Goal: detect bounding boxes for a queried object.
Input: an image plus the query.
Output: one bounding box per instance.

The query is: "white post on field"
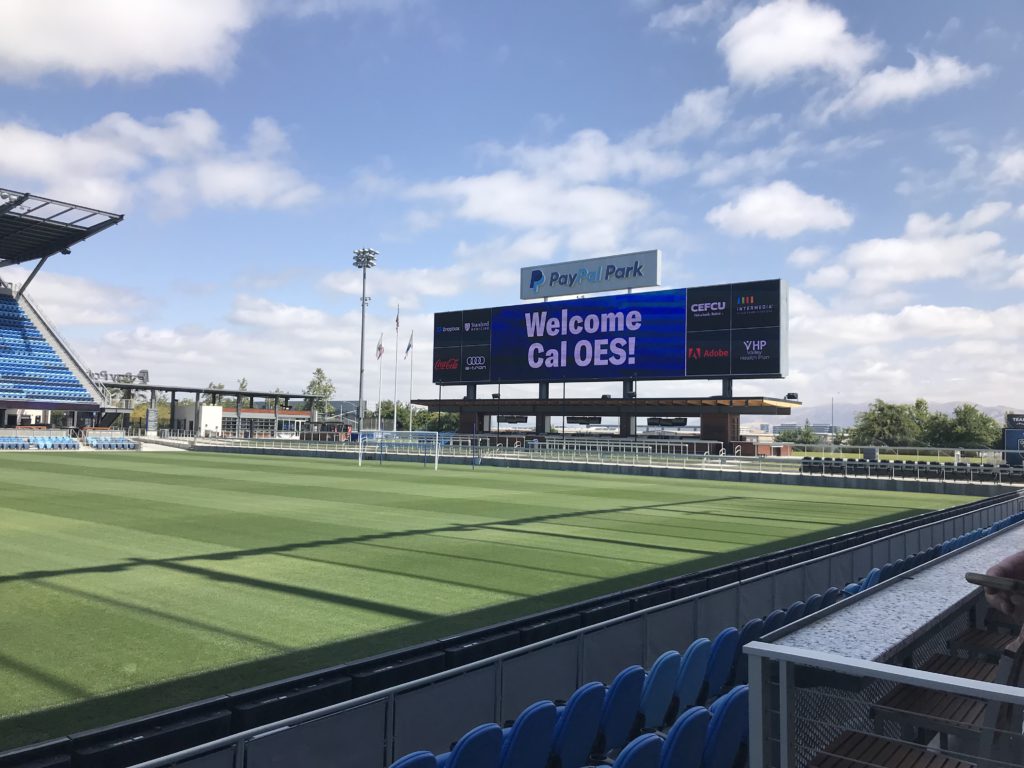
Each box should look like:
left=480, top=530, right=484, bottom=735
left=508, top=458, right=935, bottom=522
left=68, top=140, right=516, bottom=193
left=376, top=353, right=383, bottom=433
left=408, top=340, right=414, bottom=428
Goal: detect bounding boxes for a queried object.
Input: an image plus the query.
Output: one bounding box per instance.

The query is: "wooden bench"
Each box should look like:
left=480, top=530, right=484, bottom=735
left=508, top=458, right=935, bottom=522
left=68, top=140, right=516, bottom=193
left=949, top=628, right=1015, bottom=661
left=810, top=730, right=975, bottom=768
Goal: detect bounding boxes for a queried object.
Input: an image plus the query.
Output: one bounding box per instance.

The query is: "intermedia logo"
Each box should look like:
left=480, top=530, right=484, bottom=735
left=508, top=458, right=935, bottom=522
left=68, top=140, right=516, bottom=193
left=736, top=295, right=755, bottom=306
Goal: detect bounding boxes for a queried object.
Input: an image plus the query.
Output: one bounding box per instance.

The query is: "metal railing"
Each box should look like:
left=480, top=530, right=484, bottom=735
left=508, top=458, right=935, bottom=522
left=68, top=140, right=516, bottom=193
left=113, top=493, right=1024, bottom=768
left=746, top=637, right=1024, bottom=768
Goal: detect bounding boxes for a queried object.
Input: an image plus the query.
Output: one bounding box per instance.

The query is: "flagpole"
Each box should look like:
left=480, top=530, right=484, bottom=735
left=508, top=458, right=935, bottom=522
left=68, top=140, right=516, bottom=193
left=377, top=353, right=382, bottom=432
left=393, top=306, right=399, bottom=432
left=408, top=334, right=414, bottom=427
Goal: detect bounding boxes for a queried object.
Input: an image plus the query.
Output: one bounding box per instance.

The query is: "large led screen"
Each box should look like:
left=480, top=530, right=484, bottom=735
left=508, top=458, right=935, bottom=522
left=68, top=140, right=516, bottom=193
left=433, top=279, right=787, bottom=385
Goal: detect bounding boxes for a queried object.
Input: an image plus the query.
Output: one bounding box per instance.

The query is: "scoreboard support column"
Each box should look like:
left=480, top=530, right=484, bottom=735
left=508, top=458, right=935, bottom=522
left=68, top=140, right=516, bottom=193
left=619, top=379, right=636, bottom=438
left=537, top=382, right=551, bottom=434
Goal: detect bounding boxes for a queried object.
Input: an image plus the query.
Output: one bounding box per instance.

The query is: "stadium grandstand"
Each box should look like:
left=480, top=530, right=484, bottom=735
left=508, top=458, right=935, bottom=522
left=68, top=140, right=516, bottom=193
left=0, top=188, right=125, bottom=429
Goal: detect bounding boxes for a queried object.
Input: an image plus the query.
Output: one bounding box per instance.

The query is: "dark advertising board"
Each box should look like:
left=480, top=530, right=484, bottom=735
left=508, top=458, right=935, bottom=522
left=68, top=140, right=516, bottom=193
left=1006, top=413, right=1024, bottom=429
left=433, top=279, right=787, bottom=385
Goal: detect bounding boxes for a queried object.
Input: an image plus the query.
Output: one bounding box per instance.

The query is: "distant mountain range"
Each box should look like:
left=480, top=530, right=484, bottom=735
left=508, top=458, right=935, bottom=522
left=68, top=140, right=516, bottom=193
left=748, top=402, right=1022, bottom=428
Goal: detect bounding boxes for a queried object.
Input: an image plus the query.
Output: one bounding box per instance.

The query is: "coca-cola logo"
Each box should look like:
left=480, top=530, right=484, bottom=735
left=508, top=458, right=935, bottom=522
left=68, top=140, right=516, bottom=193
left=434, top=357, right=459, bottom=370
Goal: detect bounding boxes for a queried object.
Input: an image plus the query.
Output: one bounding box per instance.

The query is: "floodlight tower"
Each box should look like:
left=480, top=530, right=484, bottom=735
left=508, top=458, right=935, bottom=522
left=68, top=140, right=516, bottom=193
left=353, top=248, right=378, bottom=432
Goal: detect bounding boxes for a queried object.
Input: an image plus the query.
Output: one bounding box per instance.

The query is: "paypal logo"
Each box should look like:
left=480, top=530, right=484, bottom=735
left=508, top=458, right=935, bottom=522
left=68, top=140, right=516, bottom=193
left=529, top=269, right=545, bottom=292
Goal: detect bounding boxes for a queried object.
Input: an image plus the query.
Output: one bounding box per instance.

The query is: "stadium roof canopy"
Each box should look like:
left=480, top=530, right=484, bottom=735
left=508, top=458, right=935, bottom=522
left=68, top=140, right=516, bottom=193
left=0, top=187, right=123, bottom=270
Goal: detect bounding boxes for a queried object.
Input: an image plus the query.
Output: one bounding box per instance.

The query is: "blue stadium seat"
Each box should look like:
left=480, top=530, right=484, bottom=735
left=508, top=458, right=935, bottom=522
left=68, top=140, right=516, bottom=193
left=701, top=686, right=749, bottom=768
left=702, top=628, right=739, bottom=704
left=608, top=733, right=662, bottom=768
left=860, top=567, right=882, bottom=590
left=638, top=651, right=680, bottom=732
left=551, top=682, right=605, bottom=768
left=804, top=593, right=823, bottom=615
left=673, top=638, right=711, bottom=716
left=783, top=600, right=805, bottom=625
left=659, top=706, right=711, bottom=768
left=732, top=618, right=764, bottom=685
left=595, top=665, right=645, bottom=757
left=820, top=587, right=842, bottom=609
left=436, top=723, right=502, bottom=768
left=499, top=700, right=557, bottom=768
left=761, top=609, right=786, bottom=635
left=842, top=583, right=861, bottom=597
left=390, top=751, right=436, bottom=768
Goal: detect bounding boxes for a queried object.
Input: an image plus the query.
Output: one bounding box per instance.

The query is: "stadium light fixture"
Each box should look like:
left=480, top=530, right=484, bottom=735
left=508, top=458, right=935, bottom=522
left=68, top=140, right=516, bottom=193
left=353, top=248, right=378, bottom=432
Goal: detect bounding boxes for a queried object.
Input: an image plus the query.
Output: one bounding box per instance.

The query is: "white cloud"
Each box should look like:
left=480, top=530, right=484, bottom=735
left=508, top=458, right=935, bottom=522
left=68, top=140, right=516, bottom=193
left=990, top=149, right=1024, bottom=185
left=823, top=54, right=991, bottom=119
left=634, top=87, right=730, bottom=146
left=649, top=0, right=726, bottom=31
left=706, top=180, right=853, bottom=238
left=788, top=246, right=826, bottom=267
left=807, top=205, right=1011, bottom=295
left=230, top=295, right=329, bottom=329
left=695, top=134, right=802, bottom=186
left=410, top=171, right=650, bottom=253
left=0, top=110, right=320, bottom=213
left=0, top=0, right=402, bottom=83
left=718, top=0, right=879, bottom=87
left=3, top=266, right=144, bottom=326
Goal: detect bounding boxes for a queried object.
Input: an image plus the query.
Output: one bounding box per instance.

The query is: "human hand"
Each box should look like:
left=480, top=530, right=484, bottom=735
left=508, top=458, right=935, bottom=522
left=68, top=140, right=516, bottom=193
left=985, top=551, right=1024, bottom=625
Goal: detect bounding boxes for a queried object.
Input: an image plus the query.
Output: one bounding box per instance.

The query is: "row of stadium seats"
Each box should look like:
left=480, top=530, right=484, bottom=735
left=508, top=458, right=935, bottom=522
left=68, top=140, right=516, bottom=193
left=0, top=294, right=93, bottom=403
left=30, top=436, right=80, bottom=450
left=388, top=508, right=1024, bottom=768
left=391, top=675, right=748, bottom=768
left=800, top=456, right=1024, bottom=480
left=0, top=436, right=81, bottom=449
left=86, top=437, right=137, bottom=450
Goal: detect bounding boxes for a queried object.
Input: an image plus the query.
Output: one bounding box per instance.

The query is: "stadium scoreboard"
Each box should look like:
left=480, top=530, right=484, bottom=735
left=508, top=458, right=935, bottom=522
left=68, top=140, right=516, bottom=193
left=433, top=279, right=788, bottom=385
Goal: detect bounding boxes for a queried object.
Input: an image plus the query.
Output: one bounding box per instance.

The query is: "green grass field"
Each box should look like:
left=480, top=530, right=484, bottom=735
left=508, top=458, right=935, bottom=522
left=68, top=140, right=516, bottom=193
left=0, top=452, right=974, bottom=747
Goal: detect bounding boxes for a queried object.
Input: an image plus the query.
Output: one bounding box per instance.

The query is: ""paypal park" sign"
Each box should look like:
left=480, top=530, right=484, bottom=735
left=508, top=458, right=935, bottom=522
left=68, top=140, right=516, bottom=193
left=519, top=251, right=661, bottom=300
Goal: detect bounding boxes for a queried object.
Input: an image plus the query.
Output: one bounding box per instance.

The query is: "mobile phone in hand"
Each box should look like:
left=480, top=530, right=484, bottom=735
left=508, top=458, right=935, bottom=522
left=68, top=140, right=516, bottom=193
left=965, top=572, right=1024, bottom=593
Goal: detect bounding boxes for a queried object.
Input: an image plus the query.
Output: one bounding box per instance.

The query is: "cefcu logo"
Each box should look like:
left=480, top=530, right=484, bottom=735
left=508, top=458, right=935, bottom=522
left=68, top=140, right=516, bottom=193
left=690, top=301, right=727, bottom=317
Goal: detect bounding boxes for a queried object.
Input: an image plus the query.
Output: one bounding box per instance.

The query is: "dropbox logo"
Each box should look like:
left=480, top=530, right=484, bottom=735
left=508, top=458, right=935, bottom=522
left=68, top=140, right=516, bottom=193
left=529, top=270, right=545, bottom=292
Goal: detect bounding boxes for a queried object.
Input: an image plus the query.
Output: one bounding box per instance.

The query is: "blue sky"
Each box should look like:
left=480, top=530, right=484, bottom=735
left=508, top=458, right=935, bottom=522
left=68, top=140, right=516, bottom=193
left=0, top=0, right=1022, bottom=407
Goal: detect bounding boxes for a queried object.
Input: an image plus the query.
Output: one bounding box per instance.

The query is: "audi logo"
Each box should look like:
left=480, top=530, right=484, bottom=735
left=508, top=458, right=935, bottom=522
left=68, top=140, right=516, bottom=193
left=465, top=356, right=487, bottom=366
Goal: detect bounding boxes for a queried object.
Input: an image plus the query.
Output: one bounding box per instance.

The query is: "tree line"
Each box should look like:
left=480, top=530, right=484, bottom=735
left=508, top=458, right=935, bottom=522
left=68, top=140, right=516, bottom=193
left=776, top=399, right=1003, bottom=448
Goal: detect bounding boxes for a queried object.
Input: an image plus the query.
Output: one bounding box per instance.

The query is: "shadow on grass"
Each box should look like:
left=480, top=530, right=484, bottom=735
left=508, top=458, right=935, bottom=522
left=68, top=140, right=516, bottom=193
left=0, top=503, right=932, bottom=750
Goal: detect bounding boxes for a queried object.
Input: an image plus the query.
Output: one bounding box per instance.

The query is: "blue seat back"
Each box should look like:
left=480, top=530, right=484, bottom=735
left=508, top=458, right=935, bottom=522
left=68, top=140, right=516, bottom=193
left=552, top=682, right=605, bottom=768
left=804, top=593, right=823, bottom=615
left=783, top=601, right=805, bottom=625
left=391, top=751, right=436, bottom=768
left=659, top=706, right=710, bottom=768
left=733, top=618, right=763, bottom=685
left=820, top=587, right=841, bottom=609
left=702, top=686, right=749, bottom=768
left=612, top=734, right=661, bottom=768
left=445, top=723, right=502, bottom=768
left=639, top=651, right=680, bottom=731
left=761, top=609, right=786, bottom=635
left=500, top=700, right=557, bottom=768
left=674, top=638, right=711, bottom=712
left=703, top=627, right=739, bottom=703
left=861, top=567, right=882, bottom=590
left=598, top=665, right=645, bottom=755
